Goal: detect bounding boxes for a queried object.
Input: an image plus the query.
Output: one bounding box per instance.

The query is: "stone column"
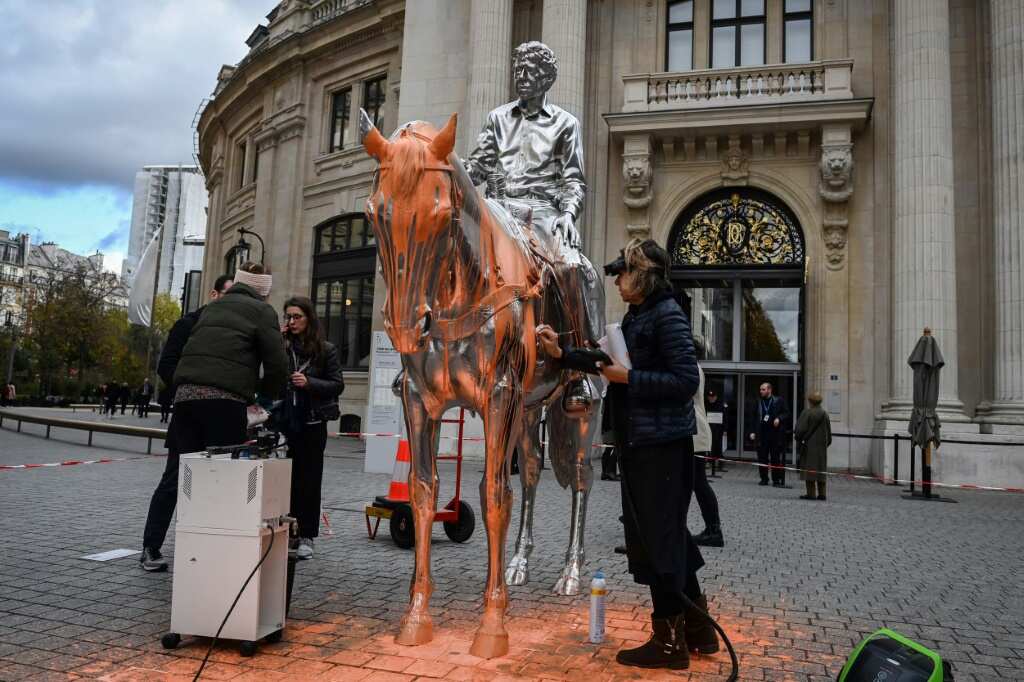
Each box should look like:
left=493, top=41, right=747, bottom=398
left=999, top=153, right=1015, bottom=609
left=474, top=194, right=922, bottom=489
left=980, top=0, right=1024, bottom=429
left=541, top=0, right=586, bottom=120
left=462, top=0, right=513, bottom=153
left=887, top=0, right=966, bottom=417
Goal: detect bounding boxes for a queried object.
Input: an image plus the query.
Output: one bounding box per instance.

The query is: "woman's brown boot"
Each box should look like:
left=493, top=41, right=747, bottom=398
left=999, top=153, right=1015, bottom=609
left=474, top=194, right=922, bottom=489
left=615, top=615, right=689, bottom=669
left=683, top=594, right=720, bottom=654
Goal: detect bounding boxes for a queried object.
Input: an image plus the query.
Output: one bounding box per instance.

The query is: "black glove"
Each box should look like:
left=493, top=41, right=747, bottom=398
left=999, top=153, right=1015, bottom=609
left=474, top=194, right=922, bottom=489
left=561, top=346, right=613, bottom=375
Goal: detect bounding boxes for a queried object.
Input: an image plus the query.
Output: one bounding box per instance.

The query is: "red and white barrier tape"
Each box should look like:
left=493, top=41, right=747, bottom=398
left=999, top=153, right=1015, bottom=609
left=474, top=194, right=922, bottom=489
left=334, top=430, right=1024, bottom=494
left=0, top=455, right=157, bottom=472
left=692, top=454, right=1024, bottom=494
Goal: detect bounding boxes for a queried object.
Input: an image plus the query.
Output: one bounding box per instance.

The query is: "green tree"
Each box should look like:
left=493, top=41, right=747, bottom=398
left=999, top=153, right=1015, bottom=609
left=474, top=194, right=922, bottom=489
left=22, top=259, right=124, bottom=396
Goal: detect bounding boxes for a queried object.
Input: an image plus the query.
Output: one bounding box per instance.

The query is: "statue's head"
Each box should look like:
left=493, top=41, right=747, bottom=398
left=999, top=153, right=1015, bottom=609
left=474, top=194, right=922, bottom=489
left=512, top=41, right=558, bottom=100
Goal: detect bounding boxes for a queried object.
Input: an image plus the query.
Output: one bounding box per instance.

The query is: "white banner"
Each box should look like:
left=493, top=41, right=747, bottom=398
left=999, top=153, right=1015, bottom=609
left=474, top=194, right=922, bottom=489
left=127, top=228, right=161, bottom=326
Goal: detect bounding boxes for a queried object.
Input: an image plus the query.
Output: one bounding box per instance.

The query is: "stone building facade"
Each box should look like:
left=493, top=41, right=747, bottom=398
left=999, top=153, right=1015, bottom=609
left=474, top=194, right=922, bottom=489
left=195, top=0, right=1024, bottom=485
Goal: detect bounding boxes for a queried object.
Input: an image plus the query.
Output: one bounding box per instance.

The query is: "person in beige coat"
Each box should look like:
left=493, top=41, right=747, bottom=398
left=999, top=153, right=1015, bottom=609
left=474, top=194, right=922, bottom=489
left=794, top=392, right=832, bottom=500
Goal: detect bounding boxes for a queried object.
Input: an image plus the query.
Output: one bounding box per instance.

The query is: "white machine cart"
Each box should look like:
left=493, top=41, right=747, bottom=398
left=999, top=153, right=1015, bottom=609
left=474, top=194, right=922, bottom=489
left=161, top=453, right=292, bottom=656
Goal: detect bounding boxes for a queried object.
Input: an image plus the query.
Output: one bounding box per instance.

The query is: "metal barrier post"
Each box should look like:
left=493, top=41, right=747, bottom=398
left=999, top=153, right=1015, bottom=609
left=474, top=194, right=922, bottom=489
left=45, top=425, right=51, bottom=439
left=907, top=443, right=916, bottom=494
left=889, top=433, right=900, bottom=485
left=88, top=430, right=93, bottom=447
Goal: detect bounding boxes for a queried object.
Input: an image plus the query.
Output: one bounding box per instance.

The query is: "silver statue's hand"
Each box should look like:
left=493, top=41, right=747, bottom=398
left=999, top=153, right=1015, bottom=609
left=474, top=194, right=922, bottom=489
left=554, top=213, right=580, bottom=249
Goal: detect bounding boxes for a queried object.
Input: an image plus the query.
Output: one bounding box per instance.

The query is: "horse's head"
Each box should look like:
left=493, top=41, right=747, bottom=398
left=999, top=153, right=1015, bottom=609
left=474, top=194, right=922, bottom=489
left=361, top=111, right=458, bottom=353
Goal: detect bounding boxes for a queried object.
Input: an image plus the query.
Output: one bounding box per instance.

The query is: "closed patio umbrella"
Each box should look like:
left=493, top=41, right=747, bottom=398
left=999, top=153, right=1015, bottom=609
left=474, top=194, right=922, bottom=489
left=905, top=328, right=952, bottom=501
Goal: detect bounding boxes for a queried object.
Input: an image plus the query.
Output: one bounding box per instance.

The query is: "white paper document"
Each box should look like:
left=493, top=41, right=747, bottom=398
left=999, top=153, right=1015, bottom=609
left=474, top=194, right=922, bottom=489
left=599, top=323, right=632, bottom=369
left=81, top=549, right=141, bottom=562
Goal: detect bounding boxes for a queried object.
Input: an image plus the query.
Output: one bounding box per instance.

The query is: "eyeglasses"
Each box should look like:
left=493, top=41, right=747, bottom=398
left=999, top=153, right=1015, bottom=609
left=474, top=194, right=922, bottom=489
left=283, top=313, right=305, bottom=321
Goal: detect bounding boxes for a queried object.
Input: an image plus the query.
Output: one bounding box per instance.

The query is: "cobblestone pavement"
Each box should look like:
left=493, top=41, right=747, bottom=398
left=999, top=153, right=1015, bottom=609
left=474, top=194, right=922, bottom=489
left=1, top=409, right=1023, bottom=681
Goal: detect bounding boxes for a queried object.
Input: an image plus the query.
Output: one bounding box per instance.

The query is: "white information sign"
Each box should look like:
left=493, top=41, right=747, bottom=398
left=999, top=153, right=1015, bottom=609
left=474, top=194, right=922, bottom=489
left=364, top=332, right=406, bottom=473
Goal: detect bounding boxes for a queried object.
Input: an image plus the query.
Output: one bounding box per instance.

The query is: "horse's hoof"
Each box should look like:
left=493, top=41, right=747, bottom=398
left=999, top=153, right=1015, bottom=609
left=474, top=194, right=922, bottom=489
left=553, top=574, right=581, bottom=596
left=396, top=615, right=433, bottom=646
left=470, top=629, right=509, bottom=659
left=504, top=556, right=529, bottom=586
left=553, top=561, right=582, bottom=595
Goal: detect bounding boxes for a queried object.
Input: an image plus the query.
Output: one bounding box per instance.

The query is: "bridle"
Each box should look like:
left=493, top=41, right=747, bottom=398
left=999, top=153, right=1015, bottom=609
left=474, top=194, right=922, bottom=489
left=371, top=130, right=542, bottom=344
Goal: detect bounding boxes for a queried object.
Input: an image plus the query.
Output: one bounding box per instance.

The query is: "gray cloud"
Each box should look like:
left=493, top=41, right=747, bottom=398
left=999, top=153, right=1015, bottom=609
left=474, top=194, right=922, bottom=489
left=0, top=0, right=266, bottom=193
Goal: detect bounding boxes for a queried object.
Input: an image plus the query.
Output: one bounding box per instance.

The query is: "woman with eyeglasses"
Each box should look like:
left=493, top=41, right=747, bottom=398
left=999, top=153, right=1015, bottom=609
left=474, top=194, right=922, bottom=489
left=280, top=296, right=344, bottom=560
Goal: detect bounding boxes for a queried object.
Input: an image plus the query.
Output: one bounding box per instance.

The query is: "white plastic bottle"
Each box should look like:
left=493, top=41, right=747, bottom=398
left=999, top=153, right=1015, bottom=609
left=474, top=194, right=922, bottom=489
left=589, top=570, right=607, bottom=644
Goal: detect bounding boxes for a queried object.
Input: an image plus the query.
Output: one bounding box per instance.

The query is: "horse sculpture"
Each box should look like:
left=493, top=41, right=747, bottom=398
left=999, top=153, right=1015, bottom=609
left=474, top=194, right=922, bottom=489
left=361, top=111, right=605, bottom=658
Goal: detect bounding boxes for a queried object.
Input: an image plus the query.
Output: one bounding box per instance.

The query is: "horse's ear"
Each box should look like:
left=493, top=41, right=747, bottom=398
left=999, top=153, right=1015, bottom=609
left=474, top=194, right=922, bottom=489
left=360, top=108, right=388, bottom=160
left=428, top=113, right=457, bottom=161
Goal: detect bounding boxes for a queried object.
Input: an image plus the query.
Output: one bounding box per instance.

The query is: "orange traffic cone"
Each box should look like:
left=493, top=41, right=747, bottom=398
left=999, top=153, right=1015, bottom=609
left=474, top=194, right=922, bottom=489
left=384, top=440, right=411, bottom=504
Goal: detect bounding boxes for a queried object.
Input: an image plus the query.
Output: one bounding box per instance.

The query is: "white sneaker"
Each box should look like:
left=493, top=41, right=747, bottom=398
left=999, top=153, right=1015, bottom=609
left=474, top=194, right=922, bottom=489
left=296, top=537, right=314, bottom=560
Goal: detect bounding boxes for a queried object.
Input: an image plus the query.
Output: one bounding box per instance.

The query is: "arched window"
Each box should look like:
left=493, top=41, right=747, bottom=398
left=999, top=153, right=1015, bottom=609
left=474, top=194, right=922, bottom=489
left=311, top=214, right=376, bottom=370
left=669, top=188, right=805, bottom=269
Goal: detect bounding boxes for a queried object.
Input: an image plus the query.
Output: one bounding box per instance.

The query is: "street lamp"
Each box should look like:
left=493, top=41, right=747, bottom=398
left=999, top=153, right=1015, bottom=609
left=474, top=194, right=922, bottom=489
left=235, top=227, right=265, bottom=265
left=4, top=313, right=18, bottom=388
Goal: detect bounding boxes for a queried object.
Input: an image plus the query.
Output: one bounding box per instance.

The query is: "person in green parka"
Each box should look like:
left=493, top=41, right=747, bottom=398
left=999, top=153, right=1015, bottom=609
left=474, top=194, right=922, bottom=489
left=795, top=392, right=832, bottom=500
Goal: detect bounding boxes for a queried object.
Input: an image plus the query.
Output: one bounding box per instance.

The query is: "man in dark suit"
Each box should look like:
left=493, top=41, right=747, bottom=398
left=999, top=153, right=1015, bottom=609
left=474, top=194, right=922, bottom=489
left=751, top=382, right=790, bottom=487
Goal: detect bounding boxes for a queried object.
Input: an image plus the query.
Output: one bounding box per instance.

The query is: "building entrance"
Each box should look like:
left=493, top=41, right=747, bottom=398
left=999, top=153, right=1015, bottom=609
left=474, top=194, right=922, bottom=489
left=667, top=188, right=806, bottom=461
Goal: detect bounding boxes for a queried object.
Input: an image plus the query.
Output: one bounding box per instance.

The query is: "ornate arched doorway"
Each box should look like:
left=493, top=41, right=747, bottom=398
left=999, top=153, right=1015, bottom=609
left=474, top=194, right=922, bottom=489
left=667, top=188, right=805, bottom=460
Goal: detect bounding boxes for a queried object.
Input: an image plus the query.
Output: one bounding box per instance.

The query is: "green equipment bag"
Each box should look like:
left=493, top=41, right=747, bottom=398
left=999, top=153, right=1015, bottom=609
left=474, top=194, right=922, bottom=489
left=838, top=628, right=953, bottom=682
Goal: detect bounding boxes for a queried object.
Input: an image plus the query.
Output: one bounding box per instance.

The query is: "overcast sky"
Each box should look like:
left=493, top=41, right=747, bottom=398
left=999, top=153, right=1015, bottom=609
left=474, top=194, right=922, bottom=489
left=0, top=0, right=269, bottom=272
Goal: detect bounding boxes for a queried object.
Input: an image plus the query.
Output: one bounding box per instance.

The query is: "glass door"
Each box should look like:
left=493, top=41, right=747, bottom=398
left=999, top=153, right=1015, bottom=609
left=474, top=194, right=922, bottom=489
left=703, top=372, right=738, bottom=457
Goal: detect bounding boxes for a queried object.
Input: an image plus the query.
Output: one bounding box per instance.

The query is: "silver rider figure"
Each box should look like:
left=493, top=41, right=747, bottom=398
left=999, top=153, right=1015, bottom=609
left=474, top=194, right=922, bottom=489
left=465, top=40, right=601, bottom=411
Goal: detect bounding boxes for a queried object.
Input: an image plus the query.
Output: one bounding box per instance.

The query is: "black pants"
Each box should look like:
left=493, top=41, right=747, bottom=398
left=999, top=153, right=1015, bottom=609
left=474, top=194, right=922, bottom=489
left=160, top=404, right=171, bottom=422
left=692, top=452, right=720, bottom=530
left=142, top=399, right=247, bottom=551
left=288, top=423, right=327, bottom=538
left=650, top=573, right=701, bottom=618
left=601, top=445, right=618, bottom=478
left=757, top=436, right=785, bottom=484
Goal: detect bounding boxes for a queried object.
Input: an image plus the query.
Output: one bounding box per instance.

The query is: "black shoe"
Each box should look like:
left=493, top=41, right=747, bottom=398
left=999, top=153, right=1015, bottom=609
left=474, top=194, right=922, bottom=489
left=799, top=494, right=816, bottom=500
left=683, top=595, right=720, bottom=655
left=817, top=495, right=827, bottom=501
left=614, top=545, right=627, bottom=554
left=616, top=616, right=689, bottom=669
left=759, top=480, right=769, bottom=486
left=693, top=526, right=724, bottom=548
left=140, top=547, right=168, bottom=572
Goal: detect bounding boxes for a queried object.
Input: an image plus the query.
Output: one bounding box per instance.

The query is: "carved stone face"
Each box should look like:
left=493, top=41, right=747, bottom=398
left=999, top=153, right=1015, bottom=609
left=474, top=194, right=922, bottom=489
left=623, top=157, right=650, bottom=187
left=821, top=148, right=851, bottom=188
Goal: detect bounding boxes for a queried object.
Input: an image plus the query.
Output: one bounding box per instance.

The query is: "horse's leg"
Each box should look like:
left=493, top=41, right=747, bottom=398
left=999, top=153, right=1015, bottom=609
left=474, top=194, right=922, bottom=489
left=396, top=390, right=440, bottom=646
left=547, top=381, right=602, bottom=596
left=470, top=377, right=521, bottom=659
left=505, top=408, right=543, bottom=586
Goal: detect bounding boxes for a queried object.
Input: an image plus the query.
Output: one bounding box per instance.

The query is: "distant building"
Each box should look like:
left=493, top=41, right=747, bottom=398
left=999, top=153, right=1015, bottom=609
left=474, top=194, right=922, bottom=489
left=0, top=230, right=30, bottom=327
left=122, top=165, right=207, bottom=304
left=27, top=243, right=128, bottom=312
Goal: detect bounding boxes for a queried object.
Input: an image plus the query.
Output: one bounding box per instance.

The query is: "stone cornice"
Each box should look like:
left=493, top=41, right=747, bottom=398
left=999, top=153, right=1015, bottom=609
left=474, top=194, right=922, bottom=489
left=604, top=98, right=874, bottom=137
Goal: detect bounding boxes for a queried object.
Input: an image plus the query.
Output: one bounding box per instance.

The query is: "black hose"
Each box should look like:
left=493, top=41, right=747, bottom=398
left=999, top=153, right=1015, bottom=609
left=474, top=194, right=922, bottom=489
left=193, top=523, right=277, bottom=681
left=618, top=453, right=740, bottom=682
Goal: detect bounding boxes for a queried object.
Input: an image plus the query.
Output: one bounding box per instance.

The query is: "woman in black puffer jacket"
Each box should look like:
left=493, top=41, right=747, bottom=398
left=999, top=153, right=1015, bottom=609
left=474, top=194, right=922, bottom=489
left=589, top=239, right=718, bottom=670
left=281, top=296, right=344, bottom=560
